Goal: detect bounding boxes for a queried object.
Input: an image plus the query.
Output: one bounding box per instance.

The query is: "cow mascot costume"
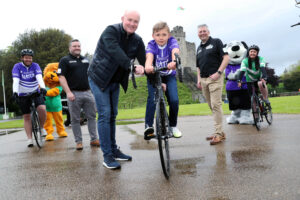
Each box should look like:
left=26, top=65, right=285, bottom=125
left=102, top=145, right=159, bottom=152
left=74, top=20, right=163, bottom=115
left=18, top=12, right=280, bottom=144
left=43, top=63, right=68, bottom=141
left=224, top=41, right=253, bottom=124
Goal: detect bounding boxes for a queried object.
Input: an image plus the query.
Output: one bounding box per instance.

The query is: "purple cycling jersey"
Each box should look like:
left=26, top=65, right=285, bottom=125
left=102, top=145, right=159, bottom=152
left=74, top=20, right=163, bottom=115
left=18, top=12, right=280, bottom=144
left=12, top=62, right=42, bottom=96
left=146, top=36, right=179, bottom=76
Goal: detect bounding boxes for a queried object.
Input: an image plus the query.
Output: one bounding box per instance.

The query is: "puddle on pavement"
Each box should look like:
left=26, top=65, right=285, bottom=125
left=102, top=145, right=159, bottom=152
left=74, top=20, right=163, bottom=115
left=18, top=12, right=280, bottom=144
left=0, top=130, right=20, bottom=136
left=121, top=126, right=157, bottom=150
left=172, top=157, right=205, bottom=177
left=231, top=147, right=271, bottom=163
left=231, top=147, right=272, bottom=171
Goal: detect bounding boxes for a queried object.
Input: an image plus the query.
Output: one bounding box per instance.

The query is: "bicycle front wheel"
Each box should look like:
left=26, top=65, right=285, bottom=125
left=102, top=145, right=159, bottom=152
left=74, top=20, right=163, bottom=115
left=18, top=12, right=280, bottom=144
left=251, top=95, right=261, bottom=131
left=263, top=102, right=273, bottom=125
left=156, top=99, right=170, bottom=179
left=31, top=111, right=44, bottom=148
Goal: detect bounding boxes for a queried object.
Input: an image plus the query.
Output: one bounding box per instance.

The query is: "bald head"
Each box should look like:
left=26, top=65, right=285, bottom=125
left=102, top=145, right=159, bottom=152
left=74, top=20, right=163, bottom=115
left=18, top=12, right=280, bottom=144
left=121, top=10, right=140, bottom=35
left=123, top=10, right=140, bottom=19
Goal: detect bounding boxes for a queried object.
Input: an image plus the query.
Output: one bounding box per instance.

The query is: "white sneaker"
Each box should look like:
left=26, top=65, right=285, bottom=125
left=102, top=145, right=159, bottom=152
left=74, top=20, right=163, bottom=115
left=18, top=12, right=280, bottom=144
left=27, top=139, right=33, bottom=147
left=171, top=127, right=182, bottom=138
left=41, top=129, right=47, bottom=137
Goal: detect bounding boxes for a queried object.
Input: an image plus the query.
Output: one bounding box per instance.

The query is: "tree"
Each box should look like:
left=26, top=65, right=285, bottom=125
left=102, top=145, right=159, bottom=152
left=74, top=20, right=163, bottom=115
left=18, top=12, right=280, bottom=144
left=0, top=28, right=73, bottom=112
left=281, top=61, right=300, bottom=91
left=265, top=66, right=279, bottom=88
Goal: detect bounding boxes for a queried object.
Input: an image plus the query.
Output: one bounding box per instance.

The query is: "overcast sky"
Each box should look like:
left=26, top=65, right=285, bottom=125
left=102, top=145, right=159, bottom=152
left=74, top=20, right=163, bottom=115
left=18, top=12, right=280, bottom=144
left=1, top=0, right=300, bottom=75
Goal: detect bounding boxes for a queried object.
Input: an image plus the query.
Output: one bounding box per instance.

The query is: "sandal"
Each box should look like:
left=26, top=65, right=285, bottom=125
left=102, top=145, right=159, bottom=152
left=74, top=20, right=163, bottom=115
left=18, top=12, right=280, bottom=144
left=210, top=133, right=225, bottom=145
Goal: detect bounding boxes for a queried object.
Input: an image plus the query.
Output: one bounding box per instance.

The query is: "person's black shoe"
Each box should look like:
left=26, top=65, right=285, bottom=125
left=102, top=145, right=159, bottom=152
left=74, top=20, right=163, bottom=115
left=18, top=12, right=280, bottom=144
left=144, top=125, right=155, bottom=140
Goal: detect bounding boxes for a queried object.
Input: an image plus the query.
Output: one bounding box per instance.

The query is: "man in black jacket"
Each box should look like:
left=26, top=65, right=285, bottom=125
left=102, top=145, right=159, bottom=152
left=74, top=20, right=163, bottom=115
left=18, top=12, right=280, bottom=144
left=88, top=10, right=145, bottom=169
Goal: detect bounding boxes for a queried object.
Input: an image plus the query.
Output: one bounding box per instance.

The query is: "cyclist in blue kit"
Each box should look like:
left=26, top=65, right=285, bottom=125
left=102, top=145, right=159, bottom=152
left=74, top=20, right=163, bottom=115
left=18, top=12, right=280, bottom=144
left=12, top=49, right=47, bottom=147
left=144, top=22, right=182, bottom=140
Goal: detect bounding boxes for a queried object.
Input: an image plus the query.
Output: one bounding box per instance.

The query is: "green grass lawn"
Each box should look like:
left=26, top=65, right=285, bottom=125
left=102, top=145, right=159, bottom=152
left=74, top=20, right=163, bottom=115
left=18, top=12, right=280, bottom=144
left=1, top=95, right=299, bottom=129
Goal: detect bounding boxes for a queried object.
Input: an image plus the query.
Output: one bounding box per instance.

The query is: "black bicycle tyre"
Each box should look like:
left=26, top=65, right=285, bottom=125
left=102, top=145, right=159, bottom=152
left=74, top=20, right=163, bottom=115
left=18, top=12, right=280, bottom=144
left=263, top=102, right=273, bottom=125
left=31, top=111, right=44, bottom=148
left=251, top=95, right=261, bottom=131
left=156, top=99, right=170, bottom=179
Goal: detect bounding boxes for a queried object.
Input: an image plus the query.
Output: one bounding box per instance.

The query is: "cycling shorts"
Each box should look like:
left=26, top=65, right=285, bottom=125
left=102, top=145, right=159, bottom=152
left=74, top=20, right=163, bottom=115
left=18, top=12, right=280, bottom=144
left=18, top=94, right=45, bottom=114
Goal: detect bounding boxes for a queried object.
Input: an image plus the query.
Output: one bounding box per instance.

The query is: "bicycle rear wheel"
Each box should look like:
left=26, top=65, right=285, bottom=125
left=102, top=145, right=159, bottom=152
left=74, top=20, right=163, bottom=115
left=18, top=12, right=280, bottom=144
left=263, top=102, right=273, bottom=125
left=251, top=95, right=261, bottom=130
left=156, top=99, right=170, bottom=179
left=31, top=111, right=44, bottom=148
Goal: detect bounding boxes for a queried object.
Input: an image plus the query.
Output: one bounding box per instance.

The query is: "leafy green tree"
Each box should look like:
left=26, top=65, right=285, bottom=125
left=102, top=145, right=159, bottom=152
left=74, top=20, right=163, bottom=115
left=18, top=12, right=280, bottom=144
left=0, top=28, right=72, bottom=112
left=281, top=61, right=300, bottom=91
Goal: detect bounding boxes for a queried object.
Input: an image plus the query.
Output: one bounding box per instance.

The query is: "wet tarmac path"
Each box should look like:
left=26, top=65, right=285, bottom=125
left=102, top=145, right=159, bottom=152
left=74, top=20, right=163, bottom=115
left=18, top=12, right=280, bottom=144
left=0, top=114, right=300, bottom=199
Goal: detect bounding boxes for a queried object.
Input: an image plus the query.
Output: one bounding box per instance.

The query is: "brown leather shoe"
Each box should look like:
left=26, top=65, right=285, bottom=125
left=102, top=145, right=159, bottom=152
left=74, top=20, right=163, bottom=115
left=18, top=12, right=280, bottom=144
left=76, top=143, right=83, bottom=150
left=206, top=132, right=226, bottom=141
left=210, top=133, right=226, bottom=145
left=90, top=139, right=100, bottom=147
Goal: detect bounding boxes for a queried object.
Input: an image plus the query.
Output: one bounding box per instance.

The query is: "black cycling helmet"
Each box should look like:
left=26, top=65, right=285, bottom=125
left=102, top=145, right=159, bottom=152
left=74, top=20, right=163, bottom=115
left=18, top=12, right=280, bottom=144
left=20, top=49, right=34, bottom=57
left=248, top=45, right=260, bottom=53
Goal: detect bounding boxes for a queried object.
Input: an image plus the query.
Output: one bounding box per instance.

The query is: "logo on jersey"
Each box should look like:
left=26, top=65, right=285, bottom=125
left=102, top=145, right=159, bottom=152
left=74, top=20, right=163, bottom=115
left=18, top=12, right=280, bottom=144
left=21, top=73, right=34, bottom=79
left=82, top=59, right=89, bottom=63
left=206, top=44, right=213, bottom=49
left=197, top=48, right=202, bottom=54
left=69, top=60, right=77, bottom=63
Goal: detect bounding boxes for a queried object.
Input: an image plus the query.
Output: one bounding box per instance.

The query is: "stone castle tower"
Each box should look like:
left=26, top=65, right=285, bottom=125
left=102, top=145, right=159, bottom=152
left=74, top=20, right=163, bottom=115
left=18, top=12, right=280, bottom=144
left=171, top=26, right=196, bottom=71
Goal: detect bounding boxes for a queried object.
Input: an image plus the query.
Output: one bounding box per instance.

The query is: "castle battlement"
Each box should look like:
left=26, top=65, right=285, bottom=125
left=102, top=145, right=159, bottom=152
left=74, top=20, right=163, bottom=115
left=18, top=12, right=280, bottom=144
left=171, top=26, right=196, bottom=71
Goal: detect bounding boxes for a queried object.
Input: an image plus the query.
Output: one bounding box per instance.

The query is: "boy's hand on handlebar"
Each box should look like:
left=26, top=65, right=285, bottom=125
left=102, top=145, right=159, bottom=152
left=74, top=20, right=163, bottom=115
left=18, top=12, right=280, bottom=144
left=134, top=65, right=144, bottom=75
left=167, top=61, right=176, bottom=70
left=145, top=65, right=154, bottom=74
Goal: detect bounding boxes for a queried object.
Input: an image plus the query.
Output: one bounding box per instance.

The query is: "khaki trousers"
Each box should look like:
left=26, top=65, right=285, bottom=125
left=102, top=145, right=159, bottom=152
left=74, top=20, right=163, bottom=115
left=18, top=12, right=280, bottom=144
left=200, top=75, right=224, bottom=134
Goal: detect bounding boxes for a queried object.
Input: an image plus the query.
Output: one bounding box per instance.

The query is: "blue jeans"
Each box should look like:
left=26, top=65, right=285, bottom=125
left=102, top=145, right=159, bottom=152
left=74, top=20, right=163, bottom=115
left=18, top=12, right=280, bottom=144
left=89, top=78, right=119, bottom=157
left=145, top=75, right=179, bottom=128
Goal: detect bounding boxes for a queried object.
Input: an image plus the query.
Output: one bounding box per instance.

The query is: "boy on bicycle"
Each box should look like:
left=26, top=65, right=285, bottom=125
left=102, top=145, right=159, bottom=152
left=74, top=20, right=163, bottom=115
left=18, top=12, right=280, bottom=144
left=237, top=45, right=269, bottom=104
left=12, top=49, right=47, bottom=147
left=144, top=22, right=182, bottom=140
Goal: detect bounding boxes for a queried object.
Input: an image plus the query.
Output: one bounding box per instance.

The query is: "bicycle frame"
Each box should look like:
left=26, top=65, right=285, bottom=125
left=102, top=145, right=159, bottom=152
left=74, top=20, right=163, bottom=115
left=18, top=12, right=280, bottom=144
left=249, top=82, right=272, bottom=130
left=28, top=92, right=44, bottom=148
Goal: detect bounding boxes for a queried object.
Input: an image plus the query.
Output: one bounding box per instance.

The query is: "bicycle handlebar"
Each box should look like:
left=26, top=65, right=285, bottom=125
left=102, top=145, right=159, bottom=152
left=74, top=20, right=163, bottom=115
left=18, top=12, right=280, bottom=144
left=152, top=53, right=183, bottom=82
left=238, top=81, right=266, bottom=88
left=291, top=22, right=300, bottom=27
left=130, top=53, right=183, bottom=89
left=174, top=53, right=183, bottom=82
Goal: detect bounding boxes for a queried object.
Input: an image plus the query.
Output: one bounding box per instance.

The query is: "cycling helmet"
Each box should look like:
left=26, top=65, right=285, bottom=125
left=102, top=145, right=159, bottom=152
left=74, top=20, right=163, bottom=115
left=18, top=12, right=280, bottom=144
left=20, top=49, right=34, bottom=57
left=248, top=45, right=260, bottom=53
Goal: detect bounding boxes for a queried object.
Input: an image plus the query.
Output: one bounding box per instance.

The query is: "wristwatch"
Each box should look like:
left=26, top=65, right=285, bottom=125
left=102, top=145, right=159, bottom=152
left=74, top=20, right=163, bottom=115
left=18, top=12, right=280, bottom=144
left=217, top=70, right=222, bottom=75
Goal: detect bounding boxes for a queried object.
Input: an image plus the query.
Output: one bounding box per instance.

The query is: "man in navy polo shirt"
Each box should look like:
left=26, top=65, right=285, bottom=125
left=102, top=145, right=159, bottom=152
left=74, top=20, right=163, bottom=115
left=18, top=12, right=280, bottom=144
left=196, top=24, right=230, bottom=145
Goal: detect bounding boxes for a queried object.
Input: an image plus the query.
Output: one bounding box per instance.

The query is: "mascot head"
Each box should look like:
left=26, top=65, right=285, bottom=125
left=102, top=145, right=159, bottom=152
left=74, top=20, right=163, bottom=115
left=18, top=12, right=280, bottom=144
left=43, top=63, right=60, bottom=88
left=225, top=41, right=248, bottom=65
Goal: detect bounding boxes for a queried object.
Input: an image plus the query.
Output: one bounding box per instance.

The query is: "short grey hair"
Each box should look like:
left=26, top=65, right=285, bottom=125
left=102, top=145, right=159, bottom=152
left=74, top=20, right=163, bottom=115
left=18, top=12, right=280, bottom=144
left=69, top=39, right=80, bottom=47
left=197, top=24, right=209, bottom=31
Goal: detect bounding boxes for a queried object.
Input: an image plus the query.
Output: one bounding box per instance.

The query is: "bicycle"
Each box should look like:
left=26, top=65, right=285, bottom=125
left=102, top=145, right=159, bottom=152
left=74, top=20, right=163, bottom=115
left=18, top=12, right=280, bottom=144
left=28, top=91, right=45, bottom=148
left=131, top=53, right=182, bottom=179
left=248, top=82, right=273, bottom=131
